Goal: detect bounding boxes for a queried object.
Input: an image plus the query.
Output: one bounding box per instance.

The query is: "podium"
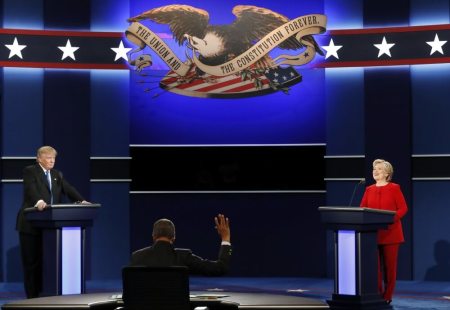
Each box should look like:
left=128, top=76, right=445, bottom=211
left=24, top=204, right=100, bottom=296
left=318, top=206, right=395, bottom=309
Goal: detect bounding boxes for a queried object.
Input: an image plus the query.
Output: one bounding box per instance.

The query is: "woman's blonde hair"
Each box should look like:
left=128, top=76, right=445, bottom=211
left=373, top=159, right=394, bottom=182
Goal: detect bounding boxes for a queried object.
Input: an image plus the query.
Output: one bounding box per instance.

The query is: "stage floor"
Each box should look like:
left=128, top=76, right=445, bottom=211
left=1, top=277, right=449, bottom=310
left=1, top=291, right=329, bottom=309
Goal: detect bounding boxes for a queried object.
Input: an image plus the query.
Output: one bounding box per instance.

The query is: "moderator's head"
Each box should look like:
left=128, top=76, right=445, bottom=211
left=152, top=218, right=176, bottom=242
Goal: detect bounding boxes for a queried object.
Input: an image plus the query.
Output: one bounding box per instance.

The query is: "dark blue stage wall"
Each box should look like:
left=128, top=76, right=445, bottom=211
left=1, top=0, right=131, bottom=283
left=2, top=0, right=450, bottom=284
left=127, top=0, right=328, bottom=277
left=324, top=0, right=450, bottom=282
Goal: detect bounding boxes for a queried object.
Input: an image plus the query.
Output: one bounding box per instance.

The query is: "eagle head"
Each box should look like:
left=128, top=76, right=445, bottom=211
left=184, top=31, right=225, bottom=59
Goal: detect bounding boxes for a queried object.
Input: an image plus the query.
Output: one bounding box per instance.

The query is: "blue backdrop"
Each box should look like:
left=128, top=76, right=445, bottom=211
left=128, top=0, right=326, bottom=145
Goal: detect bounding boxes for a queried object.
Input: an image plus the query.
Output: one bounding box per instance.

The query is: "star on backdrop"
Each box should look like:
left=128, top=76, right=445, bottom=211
left=374, top=36, right=395, bottom=58
left=58, top=39, right=80, bottom=60
left=322, top=39, right=343, bottom=59
left=111, top=40, right=132, bottom=61
left=5, top=37, right=27, bottom=59
left=286, top=289, right=310, bottom=293
left=426, top=33, right=447, bottom=55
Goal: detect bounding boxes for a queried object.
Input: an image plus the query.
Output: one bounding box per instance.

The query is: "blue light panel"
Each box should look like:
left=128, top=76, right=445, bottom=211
left=62, top=227, right=82, bottom=295
left=338, top=230, right=356, bottom=295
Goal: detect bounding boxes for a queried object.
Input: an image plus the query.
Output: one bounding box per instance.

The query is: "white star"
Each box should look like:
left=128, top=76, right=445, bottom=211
left=426, top=34, right=447, bottom=55
left=58, top=39, right=79, bottom=60
left=374, top=36, right=395, bottom=58
left=5, top=37, right=27, bottom=59
left=322, top=38, right=343, bottom=59
left=206, top=288, right=224, bottom=292
left=111, top=40, right=132, bottom=61
left=287, top=289, right=310, bottom=293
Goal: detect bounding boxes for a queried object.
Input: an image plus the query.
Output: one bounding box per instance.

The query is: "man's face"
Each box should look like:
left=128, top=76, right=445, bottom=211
left=38, top=152, right=56, bottom=170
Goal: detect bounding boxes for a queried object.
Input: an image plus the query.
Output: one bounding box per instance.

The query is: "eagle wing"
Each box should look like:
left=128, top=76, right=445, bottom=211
left=128, top=5, right=209, bottom=45
left=231, top=5, right=318, bottom=51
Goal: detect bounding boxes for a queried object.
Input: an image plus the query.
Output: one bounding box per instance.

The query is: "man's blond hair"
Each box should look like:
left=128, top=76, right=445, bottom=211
left=37, top=146, right=57, bottom=158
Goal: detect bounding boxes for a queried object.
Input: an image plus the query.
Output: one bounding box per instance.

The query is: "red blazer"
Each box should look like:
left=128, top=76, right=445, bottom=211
left=360, top=182, right=408, bottom=244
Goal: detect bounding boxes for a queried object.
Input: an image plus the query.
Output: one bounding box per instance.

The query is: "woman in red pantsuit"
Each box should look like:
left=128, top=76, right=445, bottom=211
left=360, top=159, right=408, bottom=305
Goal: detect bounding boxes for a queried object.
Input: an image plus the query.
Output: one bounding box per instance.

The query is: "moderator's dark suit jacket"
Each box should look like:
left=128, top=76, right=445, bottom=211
left=130, top=240, right=232, bottom=276
left=16, top=164, right=85, bottom=234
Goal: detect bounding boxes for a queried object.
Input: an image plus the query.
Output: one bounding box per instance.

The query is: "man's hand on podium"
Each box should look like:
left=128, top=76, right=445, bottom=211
left=36, top=200, right=47, bottom=211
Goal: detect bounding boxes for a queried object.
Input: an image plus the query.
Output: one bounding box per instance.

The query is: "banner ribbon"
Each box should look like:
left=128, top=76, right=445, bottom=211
left=126, top=14, right=327, bottom=77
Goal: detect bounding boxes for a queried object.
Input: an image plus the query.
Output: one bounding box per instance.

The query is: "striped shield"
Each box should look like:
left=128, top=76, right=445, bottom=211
left=159, top=65, right=302, bottom=98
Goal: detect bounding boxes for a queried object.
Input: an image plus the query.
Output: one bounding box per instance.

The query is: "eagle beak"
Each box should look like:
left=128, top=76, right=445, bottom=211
left=184, top=34, right=196, bottom=50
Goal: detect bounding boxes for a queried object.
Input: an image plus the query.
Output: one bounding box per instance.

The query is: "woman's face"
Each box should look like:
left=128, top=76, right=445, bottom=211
left=373, top=163, right=388, bottom=182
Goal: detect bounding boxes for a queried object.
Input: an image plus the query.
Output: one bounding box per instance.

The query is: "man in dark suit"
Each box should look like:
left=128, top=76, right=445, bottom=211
left=16, top=145, right=90, bottom=299
left=130, top=214, right=231, bottom=276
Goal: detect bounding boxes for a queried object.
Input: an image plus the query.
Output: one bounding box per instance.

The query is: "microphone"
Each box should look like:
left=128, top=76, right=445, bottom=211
left=348, top=178, right=365, bottom=206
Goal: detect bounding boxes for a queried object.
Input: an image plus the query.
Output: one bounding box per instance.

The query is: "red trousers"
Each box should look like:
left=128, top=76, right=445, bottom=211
left=378, top=243, right=400, bottom=301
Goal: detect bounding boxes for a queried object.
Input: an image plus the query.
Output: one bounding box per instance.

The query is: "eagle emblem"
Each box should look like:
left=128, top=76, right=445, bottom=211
left=126, top=4, right=327, bottom=98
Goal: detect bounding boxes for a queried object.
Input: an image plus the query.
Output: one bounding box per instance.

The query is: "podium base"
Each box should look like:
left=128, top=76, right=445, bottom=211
left=327, top=293, right=392, bottom=310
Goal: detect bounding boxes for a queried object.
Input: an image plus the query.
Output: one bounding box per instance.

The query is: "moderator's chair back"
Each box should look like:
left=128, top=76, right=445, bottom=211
left=122, top=266, right=190, bottom=310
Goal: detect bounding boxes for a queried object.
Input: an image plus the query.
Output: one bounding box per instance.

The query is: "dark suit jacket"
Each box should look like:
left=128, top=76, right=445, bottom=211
left=130, top=241, right=231, bottom=276
left=16, top=164, right=85, bottom=234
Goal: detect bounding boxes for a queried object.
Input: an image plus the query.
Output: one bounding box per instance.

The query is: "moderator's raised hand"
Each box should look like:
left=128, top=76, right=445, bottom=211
left=215, top=214, right=230, bottom=243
